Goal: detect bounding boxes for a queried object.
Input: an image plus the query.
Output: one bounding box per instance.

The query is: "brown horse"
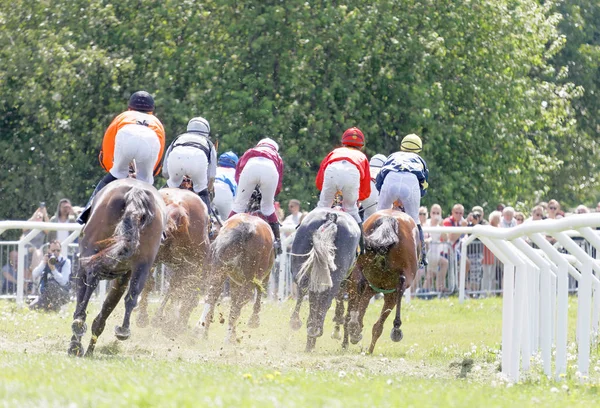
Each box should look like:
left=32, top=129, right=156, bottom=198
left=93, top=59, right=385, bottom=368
left=68, top=178, right=166, bottom=357
left=196, top=213, right=275, bottom=342
left=340, top=209, right=419, bottom=354
left=136, top=188, right=210, bottom=335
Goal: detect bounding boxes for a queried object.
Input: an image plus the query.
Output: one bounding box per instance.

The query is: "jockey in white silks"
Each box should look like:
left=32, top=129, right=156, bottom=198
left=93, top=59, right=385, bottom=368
left=360, top=154, right=387, bottom=221
left=162, top=117, right=217, bottom=210
left=229, top=138, right=284, bottom=254
left=212, top=151, right=239, bottom=222
left=376, top=134, right=429, bottom=267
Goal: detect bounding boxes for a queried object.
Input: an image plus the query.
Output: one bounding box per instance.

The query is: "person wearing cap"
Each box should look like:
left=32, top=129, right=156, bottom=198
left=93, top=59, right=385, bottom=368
left=375, top=134, right=429, bottom=267
left=162, top=117, right=217, bottom=210
left=229, top=138, right=284, bottom=254
left=212, top=151, right=239, bottom=221
left=470, top=206, right=488, bottom=226
left=77, top=91, right=165, bottom=224
left=315, top=127, right=371, bottom=252
left=360, top=153, right=387, bottom=220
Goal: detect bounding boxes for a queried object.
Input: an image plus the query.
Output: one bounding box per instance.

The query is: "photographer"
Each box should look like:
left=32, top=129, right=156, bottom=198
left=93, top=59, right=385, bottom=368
left=30, top=240, right=71, bottom=311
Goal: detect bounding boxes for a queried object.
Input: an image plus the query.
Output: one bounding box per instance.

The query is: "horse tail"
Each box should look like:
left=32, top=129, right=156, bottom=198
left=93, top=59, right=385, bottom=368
left=365, top=216, right=399, bottom=254
left=82, top=186, right=156, bottom=270
left=165, top=202, right=190, bottom=238
left=211, top=220, right=254, bottom=273
left=297, top=213, right=338, bottom=293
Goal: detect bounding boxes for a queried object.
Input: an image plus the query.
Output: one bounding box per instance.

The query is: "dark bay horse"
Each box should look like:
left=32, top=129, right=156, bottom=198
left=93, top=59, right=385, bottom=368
left=340, top=209, right=419, bottom=354
left=196, top=213, right=275, bottom=342
left=136, top=188, right=210, bottom=335
left=288, top=207, right=361, bottom=351
left=68, top=178, right=166, bottom=357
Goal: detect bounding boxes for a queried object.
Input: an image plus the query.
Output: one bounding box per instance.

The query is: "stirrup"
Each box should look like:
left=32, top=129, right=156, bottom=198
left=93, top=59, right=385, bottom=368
left=273, top=239, right=282, bottom=256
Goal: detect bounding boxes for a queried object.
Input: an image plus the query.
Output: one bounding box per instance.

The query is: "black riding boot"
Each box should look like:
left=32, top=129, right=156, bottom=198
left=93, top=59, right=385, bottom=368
left=269, top=222, right=282, bottom=256
left=77, top=173, right=118, bottom=225
left=358, top=222, right=365, bottom=255
left=417, top=224, right=428, bottom=267
left=198, top=189, right=211, bottom=211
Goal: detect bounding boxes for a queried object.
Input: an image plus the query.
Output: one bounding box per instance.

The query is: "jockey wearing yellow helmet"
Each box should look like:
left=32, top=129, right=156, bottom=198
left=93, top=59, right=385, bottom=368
left=375, top=134, right=429, bottom=267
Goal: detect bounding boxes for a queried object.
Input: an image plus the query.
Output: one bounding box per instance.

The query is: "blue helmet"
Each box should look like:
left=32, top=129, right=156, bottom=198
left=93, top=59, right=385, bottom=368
left=218, top=151, right=239, bottom=168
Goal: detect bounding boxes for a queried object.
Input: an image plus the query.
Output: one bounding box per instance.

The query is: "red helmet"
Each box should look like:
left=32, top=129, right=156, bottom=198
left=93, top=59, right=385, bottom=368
left=341, top=127, right=365, bottom=147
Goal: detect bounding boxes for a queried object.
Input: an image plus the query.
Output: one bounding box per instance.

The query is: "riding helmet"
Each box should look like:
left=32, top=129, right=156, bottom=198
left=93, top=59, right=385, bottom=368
left=128, top=91, right=155, bottom=113
left=369, top=154, right=387, bottom=168
left=341, top=127, right=365, bottom=147
left=257, top=138, right=279, bottom=152
left=187, top=117, right=210, bottom=136
left=218, top=151, right=239, bottom=168
left=400, top=134, right=423, bottom=153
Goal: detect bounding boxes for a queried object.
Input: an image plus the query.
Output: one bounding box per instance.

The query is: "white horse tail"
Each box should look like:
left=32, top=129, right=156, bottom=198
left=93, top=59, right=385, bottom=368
left=297, top=213, right=338, bottom=293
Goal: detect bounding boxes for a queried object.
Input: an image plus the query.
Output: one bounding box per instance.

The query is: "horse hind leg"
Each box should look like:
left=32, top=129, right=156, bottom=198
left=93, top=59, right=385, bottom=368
left=389, top=275, right=407, bottom=344
left=289, top=287, right=305, bottom=331
left=331, top=290, right=345, bottom=340
left=136, top=270, right=155, bottom=328
left=85, top=274, right=130, bottom=357
left=196, top=267, right=227, bottom=339
left=226, top=283, right=253, bottom=344
left=115, top=263, right=151, bottom=341
left=68, top=272, right=99, bottom=357
left=368, top=293, right=397, bottom=354
left=247, top=286, right=263, bottom=329
left=349, top=285, right=374, bottom=345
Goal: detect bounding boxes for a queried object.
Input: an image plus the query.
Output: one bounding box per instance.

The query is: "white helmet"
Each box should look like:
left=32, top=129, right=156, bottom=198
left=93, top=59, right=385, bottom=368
left=369, top=154, right=387, bottom=168
left=187, top=117, right=210, bottom=136
left=257, top=138, right=279, bottom=152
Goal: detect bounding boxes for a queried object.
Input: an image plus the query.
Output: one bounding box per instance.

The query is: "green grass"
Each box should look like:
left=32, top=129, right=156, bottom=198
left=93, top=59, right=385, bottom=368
left=0, top=296, right=599, bottom=407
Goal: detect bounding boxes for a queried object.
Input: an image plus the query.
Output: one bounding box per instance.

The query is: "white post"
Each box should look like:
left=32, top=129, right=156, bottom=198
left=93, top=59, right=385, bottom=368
left=577, top=259, right=592, bottom=376
left=17, top=229, right=41, bottom=307
left=458, top=235, right=476, bottom=303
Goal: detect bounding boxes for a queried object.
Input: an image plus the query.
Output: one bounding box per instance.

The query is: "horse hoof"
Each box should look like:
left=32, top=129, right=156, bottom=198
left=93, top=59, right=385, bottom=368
left=350, top=333, right=363, bottom=345
left=114, top=326, right=131, bottom=341
left=137, top=313, right=149, bottom=328
left=331, top=326, right=342, bottom=340
left=247, top=314, right=260, bottom=329
left=71, top=319, right=87, bottom=337
left=289, top=316, right=302, bottom=331
left=307, top=326, right=323, bottom=338
left=390, top=327, right=403, bottom=342
left=68, top=341, right=84, bottom=357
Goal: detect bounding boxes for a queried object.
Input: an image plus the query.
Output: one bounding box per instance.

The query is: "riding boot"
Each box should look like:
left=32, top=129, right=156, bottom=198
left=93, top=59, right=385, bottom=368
left=269, top=221, right=282, bottom=256
left=198, top=189, right=211, bottom=211
left=77, top=173, right=118, bottom=225
left=358, top=222, right=365, bottom=255
left=417, top=224, right=428, bottom=267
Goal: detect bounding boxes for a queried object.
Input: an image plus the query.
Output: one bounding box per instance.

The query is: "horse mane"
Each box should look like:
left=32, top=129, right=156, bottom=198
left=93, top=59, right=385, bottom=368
left=365, top=216, right=399, bottom=254
left=81, top=186, right=156, bottom=271
left=165, top=202, right=190, bottom=238
left=297, top=212, right=338, bottom=293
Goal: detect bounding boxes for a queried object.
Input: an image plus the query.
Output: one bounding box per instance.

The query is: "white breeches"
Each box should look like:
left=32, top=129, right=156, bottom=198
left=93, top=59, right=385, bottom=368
left=361, top=179, right=379, bottom=220
left=232, top=157, right=278, bottom=216
left=377, top=171, right=421, bottom=224
left=110, top=124, right=161, bottom=184
left=166, top=146, right=209, bottom=193
left=317, top=160, right=361, bottom=223
left=213, top=180, right=234, bottom=220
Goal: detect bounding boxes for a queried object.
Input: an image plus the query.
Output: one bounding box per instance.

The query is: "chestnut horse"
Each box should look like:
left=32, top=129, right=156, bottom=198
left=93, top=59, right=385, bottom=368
left=196, top=213, right=275, bottom=342
left=288, top=207, right=361, bottom=351
left=340, top=209, right=419, bottom=354
left=68, top=178, right=166, bottom=357
left=136, top=188, right=210, bottom=335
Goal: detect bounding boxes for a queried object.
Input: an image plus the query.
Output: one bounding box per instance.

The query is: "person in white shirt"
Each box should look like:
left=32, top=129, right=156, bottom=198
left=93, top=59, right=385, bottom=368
left=30, top=240, right=71, bottom=311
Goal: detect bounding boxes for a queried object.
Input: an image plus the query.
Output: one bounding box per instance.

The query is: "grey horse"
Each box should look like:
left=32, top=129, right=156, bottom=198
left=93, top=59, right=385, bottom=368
left=288, top=207, right=361, bottom=351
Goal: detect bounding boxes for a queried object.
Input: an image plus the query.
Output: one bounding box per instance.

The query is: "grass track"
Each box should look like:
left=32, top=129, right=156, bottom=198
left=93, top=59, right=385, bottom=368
left=1, top=296, right=599, bottom=407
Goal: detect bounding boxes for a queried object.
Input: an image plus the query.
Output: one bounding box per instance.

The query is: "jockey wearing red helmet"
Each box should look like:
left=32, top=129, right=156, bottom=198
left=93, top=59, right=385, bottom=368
left=315, top=127, right=371, bottom=252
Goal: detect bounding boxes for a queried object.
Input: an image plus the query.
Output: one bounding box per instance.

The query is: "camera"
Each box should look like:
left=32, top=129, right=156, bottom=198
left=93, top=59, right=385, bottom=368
left=39, top=202, right=46, bottom=208
left=48, top=255, right=58, bottom=266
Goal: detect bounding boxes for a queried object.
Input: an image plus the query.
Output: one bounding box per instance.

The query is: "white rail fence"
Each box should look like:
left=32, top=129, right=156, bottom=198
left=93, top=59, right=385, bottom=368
left=2, top=216, right=600, bottom=382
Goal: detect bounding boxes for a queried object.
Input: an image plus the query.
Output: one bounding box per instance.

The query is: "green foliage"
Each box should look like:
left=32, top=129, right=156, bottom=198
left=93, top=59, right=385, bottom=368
left=0, top=0, right=594, bottom=220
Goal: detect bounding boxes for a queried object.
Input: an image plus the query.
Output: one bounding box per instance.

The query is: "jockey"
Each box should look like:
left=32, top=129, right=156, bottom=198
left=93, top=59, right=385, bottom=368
left=77, top=91, right=165, bottom=225
left=360, top=153, right=387, bottom=220
left=375, top=134, right=429, bottom=267
left=162, top=116, right=217, bottom=210
left=212, top=151, right=239, bottom=221
left=315, top=127, right=371, bottom=253
left=229, top=138, right=284, bottom=254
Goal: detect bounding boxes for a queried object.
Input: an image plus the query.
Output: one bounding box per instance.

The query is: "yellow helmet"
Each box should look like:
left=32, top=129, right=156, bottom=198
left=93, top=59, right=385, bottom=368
left=400, top=134, right=422, bottom=153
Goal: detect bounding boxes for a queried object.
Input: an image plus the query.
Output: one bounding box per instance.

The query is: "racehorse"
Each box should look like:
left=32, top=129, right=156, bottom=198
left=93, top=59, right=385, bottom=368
left=136, top=188, right=210, bottom=336
left=288, top=207, right=361, bottom=351
left=68, top=178, right=166, bottom=357
left=196, top=213, right=275, bottom=342
left=339, top=209, right=419, bottom=354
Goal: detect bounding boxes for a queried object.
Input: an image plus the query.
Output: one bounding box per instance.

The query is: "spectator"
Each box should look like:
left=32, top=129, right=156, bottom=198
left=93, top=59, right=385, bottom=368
left=1, top=250, right=18, bottom=295
left=482, top=211, right=502, bottom=294
left=418, top=206, right=428, bottom=229
left=471, top=205, right=489, bottom=226
left=48, top=199, right=77, bottom=245
left=30, top=240, right=71, bottom=312
left=443, top=204, right=471, bottom=279
left=500, top=206, right=517, bottom=228
left=514, top=212, right=525, bottom=225
left=547, top=199, right=563, bottom=219
left=575, top=205, right=590, bottom=214
left=24, top=204, right=49, bottom=248
left=596, top=202, right=600, bottom=212
left=283, top=199, right=303, bottom=227
left=428, top=204, right=443, bottom=226
left=426, top=213, right=449, bottom=293
left=496, top=203, right=506, bottom=212
left=527, top=205, right=545, bottom=222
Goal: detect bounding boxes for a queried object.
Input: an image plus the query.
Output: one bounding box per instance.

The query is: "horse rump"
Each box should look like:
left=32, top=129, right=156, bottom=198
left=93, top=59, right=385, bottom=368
left=364, top=216, right=399, bottom=254
left=165, top=202, right=190, bottom=238
left=81, top=186, right=156, bottom=273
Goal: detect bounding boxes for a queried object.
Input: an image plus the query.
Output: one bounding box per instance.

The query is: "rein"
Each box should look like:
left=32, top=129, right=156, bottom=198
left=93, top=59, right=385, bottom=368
left=368, top=283, right=396, bottom=294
